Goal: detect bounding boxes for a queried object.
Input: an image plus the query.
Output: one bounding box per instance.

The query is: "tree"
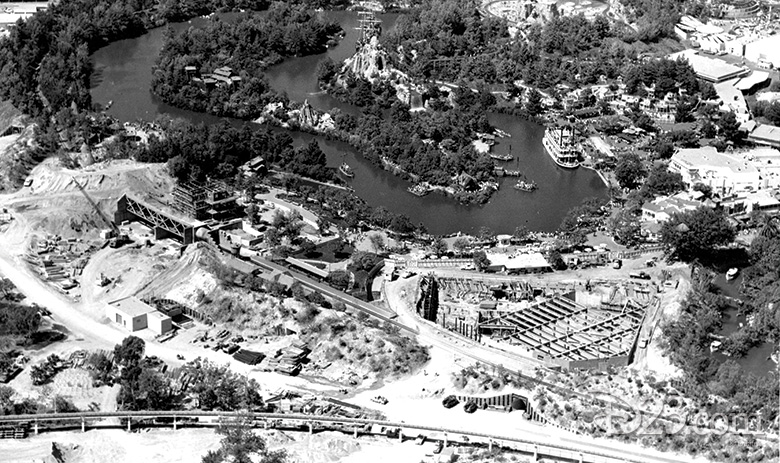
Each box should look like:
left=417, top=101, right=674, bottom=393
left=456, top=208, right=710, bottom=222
left=432, top=238, right=448, bottom=256
left=368, top=233, right=385, bottom=254
left=202, top=425, right=287, bottom=463
left=642, top=165, right=685, bottom=198
left=512, top=226, right=530, bottom=242
left=244, top=204, right=261, bottom=225
left=473, top=251, right=491, bottom=272
left=660, top=207, right=736, bottom=262
left=327, top=270, right=350, bottom=290
left=547, top=250, right=566, bottom=270
left=609, top=208, right=641, bottom=246
left=478, top=226, right=494, bottom=242
left=452, top=237, right=470, bottom=256
left=614, top=152, right=645, bottom=190
left=113, top=336, right=145, bottom=367
left=718, top=111, right=742, bottom=143
left=525, top=89, right=544, bottom=116
left=692, top=182, right=713, bottom=199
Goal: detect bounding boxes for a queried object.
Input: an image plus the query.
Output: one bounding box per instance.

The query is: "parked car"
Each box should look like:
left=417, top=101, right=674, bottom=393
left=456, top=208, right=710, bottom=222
left=629, top=271, right=651, bottom=280
left=464, top=401, right=478, bottom=414
left=442, top=395, right=459, bottom=409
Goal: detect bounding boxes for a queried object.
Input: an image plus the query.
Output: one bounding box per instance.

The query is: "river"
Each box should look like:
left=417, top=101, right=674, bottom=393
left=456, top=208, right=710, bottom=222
left=90, top=10, right=607, bottom=235
left=710, top=272, right=777, bottom=377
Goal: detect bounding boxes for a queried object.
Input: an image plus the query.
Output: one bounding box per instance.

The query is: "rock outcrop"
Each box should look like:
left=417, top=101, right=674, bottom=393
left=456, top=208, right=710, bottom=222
left=342, top=36, right=392, bottom=82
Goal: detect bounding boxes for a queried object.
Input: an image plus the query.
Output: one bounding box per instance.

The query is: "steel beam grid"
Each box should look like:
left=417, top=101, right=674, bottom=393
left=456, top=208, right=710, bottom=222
left=125, top=196, right=189, bottom=238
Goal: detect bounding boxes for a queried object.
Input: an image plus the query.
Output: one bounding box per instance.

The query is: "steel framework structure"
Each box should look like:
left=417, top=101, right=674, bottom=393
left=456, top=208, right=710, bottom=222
left=116, top=195, right=196, bottom=244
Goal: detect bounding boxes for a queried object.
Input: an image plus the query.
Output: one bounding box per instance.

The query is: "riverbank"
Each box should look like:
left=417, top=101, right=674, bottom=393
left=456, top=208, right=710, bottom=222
left=90, top=10, right=608, bottom=234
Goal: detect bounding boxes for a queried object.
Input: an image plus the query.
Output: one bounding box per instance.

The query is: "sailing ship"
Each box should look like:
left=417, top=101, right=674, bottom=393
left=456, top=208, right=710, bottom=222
left=339, top=162, right=354, bottom=178
left=542, top=126, right=580, bottom=169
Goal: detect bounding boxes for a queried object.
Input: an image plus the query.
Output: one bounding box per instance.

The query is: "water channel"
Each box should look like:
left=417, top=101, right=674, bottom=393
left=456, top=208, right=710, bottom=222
left=90, top=10, right=608, bottom=235
left=710, top=273, right=777, bottom=377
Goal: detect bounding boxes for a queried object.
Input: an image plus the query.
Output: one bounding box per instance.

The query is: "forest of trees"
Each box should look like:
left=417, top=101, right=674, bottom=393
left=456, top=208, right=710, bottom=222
left=151, top=4, right=341, bottom=118
left=137, top=118, right=334, bottom=184
left=0, top=0, right=271, bottom=118
left=381, top=0, right=622, bottom=89
left=377, top=0, right=710, bottom=95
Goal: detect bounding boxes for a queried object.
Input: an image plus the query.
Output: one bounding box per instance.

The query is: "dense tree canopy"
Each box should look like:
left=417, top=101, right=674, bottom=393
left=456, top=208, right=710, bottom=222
left=659, top=207, right=735, bottom=262
left=152, top=3, right=341, bottom=118
left=0, top=0, right=268, bottom=117
left=614, top=152, right=645, bottom=190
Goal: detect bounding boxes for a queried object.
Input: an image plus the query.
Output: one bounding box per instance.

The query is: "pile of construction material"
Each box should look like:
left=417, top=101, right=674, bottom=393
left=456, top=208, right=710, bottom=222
left=232, top=349, right=264, bottom=365
left=263, top=342, right=310, bottom=376
left=0, top=423, right=29, bottom=439
left=23, top=235, right=94, bottom=292
left=266, top=391, right=381, bottom=420
left=0, top=353, right=27, bottom=383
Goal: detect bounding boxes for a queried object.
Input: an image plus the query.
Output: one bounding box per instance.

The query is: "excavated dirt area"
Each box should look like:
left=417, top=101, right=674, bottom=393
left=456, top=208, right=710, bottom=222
left=0, top=427, right=532, bottom=463
left=0, top=158, right=173, bottom=249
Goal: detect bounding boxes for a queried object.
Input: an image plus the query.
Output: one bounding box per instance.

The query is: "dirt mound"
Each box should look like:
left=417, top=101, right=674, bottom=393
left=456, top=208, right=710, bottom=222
left=283, top=432, right=361, bottom=463
left=40, top=442, right=84, bottom=463
left=1, top=158, right=174, bottom=243
left=136, top=243, right=221, bottom=302
left=26, top=158, right=172, bottom=199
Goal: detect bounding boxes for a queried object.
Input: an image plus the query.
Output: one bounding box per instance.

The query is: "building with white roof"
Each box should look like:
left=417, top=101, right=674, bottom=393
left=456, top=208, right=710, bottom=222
left=748, top=124, right=780, bottom=149
left=737, top=147, right=780, bottom=189
left=669, top=49, right=749, bottom=83
left=485, top=252, right=552, bottom=274
left=105, top=296, right=172, bottom=335
left=670, top=146, right=760, bottom=195
left=744, top=34, right=780, bottom=69
left=714, top=79, right=751, bottom=124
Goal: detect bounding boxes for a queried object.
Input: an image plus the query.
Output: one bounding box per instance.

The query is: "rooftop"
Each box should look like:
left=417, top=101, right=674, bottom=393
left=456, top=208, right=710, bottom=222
left=486, top=252, right=551, bottom=270
left=672, top=146, right=758, bottom=174
left=147, top=311, right=171, bottom=322
left=669, top=49, right=749, bottom=82
left=749, top=124, right=780, bottom=143
left=109, top=296, right=154, bottom=317
left=734, top=71, right=770, bottom=91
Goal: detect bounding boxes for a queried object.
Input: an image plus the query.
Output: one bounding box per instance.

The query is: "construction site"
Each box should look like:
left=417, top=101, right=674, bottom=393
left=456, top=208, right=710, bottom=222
left=414, top=269, right=660, bottom=370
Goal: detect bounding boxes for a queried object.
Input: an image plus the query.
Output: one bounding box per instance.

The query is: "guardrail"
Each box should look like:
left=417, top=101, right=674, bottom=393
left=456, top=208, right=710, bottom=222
left=0, top=410, right=680, bottom=463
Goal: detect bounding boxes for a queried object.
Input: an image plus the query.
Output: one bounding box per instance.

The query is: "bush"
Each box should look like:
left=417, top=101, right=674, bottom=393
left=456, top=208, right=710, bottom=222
left=295, top=304, right=319, bottom=325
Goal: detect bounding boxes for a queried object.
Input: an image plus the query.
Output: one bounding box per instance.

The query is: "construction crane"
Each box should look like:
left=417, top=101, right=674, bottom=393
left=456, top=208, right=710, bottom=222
left=71, top=177, right=128, bottom=248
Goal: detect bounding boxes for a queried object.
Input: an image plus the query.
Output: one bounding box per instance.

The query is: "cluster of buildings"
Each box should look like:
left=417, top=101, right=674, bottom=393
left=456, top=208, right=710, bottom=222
left=674, top=12, right=780, bottom=69
left=640, top=145, right=780, bottom=239
left=481, top=0, right=608, bottom=26
left=185, top=66, right=243, bottom=90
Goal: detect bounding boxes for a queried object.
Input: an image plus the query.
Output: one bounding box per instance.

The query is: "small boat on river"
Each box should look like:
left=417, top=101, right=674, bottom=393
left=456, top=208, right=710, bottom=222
left=514, top=180, right=537, bottom=192
left=339, top=162, right=354, bottom=178
left=490, top=154, right=513, bottom=161
left=408, top=183, right=430, bottom=197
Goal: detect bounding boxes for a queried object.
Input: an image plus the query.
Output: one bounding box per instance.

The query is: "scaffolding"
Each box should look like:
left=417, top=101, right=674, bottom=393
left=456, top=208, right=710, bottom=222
left=356, top=11, right=382, bottom=47
left=172, top=182, right=239, bottom=222
left=479, top=296, right=646, bottom=362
